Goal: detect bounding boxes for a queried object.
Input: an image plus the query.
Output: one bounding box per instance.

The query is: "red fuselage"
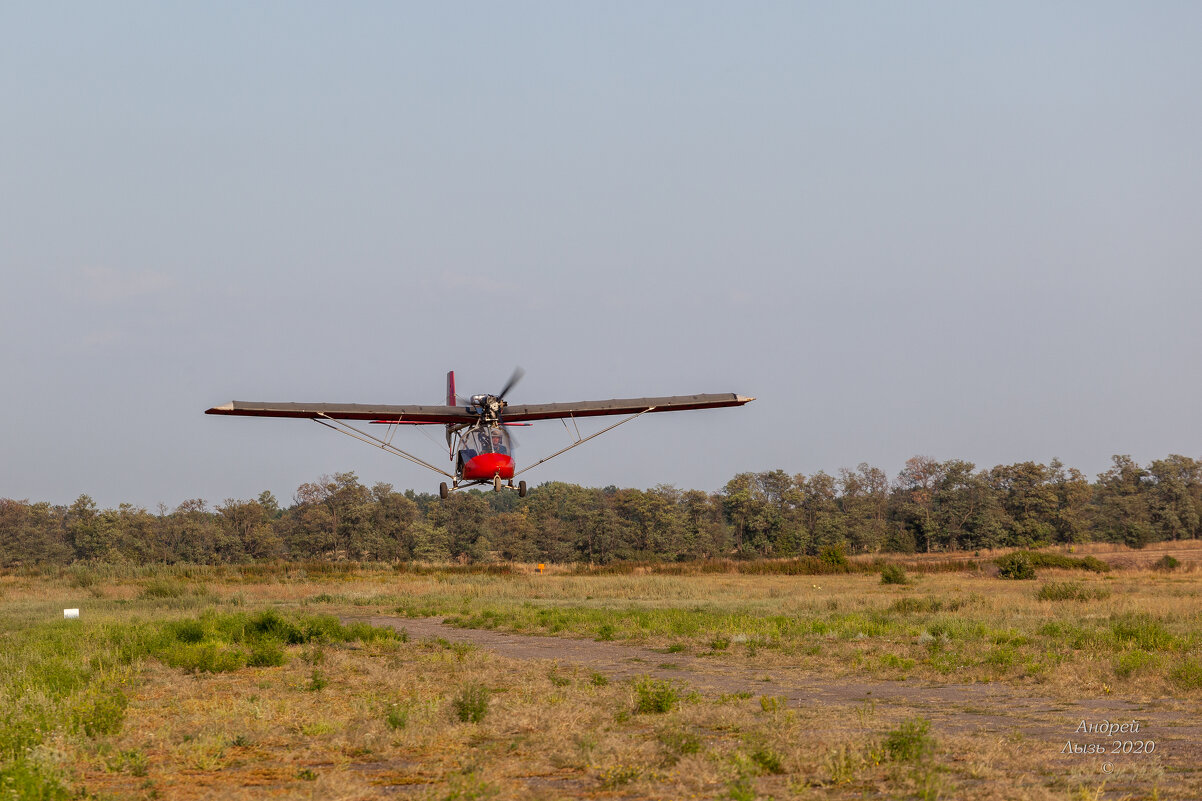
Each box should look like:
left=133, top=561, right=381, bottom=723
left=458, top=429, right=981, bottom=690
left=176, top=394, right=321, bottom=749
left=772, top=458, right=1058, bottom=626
left=460, top=452, right=515, bottom=481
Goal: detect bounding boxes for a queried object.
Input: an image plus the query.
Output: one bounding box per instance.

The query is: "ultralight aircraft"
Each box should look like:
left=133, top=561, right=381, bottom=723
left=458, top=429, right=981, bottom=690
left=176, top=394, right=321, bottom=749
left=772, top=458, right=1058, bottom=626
left=206, top=369, right=754, bottom=498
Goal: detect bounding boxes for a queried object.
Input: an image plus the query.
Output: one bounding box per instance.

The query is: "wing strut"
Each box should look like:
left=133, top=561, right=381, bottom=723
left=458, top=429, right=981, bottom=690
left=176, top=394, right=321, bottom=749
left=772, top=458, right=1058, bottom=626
left=513, top=407, right=655, bottom=479
left=313, top=414, right=454, bottom=478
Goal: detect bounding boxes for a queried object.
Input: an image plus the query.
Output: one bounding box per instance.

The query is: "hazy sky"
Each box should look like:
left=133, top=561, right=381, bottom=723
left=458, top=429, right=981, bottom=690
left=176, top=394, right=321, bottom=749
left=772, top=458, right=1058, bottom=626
left=3, top=3, right=1200, bottom=509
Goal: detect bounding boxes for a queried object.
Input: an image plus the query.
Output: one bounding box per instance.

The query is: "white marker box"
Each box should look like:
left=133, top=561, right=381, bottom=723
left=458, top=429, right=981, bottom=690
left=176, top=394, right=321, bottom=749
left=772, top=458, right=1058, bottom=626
left=64, top=608, right=80, bottom=619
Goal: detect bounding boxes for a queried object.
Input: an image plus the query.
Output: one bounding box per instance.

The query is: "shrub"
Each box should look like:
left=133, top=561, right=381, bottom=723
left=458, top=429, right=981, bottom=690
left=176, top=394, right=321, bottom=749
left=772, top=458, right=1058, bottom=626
left=452, top=682, right=490, bottom=723
left=1153, top=555, right=1180, bottom=572
left=818, top=545, right=851, bottom=571
left=740, top=555, right=861, bottom=575
left=880, top=563, right=909, bottom=585
left=247, top=640, right=287, bottom=667
left=996, top=552, right=1035, bottom=580
left=1036, top=582, right=1110, bottom=602
left=883, top=716, right=935, bottom=763
left=250, top=609, right=303, bottom=644
left=1020, top=550, right=1110, bottom=573
left=633, top=677, right=679, bottom=714
left=992, top=550, right=1111, bottom=575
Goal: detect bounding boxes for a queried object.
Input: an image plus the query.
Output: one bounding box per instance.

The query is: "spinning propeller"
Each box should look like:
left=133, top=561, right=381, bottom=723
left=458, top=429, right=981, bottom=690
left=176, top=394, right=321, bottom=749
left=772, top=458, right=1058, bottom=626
left=468, top=366, right=525, bottom=423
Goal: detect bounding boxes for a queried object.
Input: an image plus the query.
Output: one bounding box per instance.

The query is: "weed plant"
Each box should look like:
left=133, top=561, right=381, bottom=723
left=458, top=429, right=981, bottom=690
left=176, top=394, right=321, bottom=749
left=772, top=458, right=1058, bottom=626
left=759, top=695, right=786, bottom=713
left=883, top=717, right=936, bottom=763
left=657, top=727, right=702, bottom=760
left=633, top=676, right=679, bottom=714
left=451, top=682, right=490, bottom=723
left=384, top=704, right=409, bottom=730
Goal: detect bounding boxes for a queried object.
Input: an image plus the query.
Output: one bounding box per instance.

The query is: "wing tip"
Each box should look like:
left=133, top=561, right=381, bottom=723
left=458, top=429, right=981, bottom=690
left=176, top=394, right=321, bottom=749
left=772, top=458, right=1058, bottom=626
left=737, top=395, right=756, bottom=404
left=205, top=402, right=236, bottom=414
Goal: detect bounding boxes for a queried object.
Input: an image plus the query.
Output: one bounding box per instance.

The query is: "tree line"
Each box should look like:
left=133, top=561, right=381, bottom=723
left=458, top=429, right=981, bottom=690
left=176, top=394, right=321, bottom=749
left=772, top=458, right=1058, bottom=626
left=2, top=454, right=1200, bottom=568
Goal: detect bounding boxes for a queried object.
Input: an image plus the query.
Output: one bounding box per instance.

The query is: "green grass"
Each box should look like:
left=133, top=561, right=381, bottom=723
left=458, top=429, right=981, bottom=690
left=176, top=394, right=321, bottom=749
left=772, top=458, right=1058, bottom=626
left=1114, top=649, right=1160, bottom=678
left=1169, top=659, right=1202, bottom=689
left=0, top=606, right=397, bottom=790
left=889, top=596, right=966, bottom=614
left=1109, top=613, right=1180, bottom=652
left=442, top=602, right=919, bottom=644
left=389, top=573, right=1202, bottom=691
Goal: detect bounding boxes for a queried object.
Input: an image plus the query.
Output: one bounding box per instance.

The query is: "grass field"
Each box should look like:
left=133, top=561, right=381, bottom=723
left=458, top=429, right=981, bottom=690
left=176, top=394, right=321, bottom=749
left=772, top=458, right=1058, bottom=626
left=2, top=543, right=1200, bottom=799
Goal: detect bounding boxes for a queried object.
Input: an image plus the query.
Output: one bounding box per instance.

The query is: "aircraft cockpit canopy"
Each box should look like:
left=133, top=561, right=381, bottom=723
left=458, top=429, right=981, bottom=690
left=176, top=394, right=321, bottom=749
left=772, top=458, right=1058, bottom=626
left=462, top=425, right=511, bottom=456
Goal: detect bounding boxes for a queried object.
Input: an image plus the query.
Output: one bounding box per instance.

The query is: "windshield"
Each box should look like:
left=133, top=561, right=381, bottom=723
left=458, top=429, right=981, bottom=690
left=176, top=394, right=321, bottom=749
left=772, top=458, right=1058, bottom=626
left=462, top=425, right=511, bottom=455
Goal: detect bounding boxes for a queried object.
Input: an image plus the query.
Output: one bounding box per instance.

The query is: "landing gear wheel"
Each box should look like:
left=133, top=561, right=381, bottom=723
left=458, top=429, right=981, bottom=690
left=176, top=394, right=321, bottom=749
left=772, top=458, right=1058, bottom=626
left=518, top=480, right=527, bottom=498
left=493, top=475, right=502, bottom=493
left=439, top=482, right=449, bottom=499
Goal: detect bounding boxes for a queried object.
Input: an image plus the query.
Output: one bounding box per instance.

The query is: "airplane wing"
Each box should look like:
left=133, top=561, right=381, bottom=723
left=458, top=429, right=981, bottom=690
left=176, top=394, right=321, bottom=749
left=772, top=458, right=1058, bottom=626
left=205, top=402, right=472, bottom=423
left=500, top=393, right=755, bottom=422
left=205, top=393, right=754, bottom=424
